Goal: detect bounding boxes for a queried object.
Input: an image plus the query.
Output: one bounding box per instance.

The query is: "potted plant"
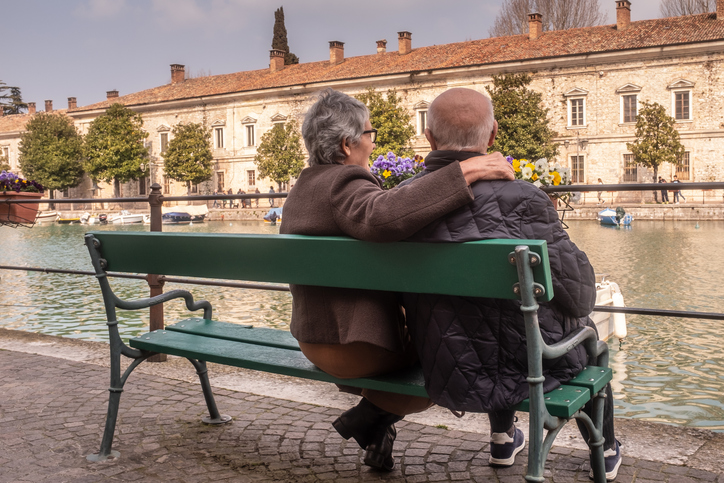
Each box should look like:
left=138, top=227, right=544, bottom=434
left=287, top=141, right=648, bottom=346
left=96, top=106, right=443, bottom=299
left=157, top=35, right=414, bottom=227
left=0, top=170, right=45, bottom=226
left=508, top=157, right=572, bottom=207
left=370, top=152, right=426, bottom=189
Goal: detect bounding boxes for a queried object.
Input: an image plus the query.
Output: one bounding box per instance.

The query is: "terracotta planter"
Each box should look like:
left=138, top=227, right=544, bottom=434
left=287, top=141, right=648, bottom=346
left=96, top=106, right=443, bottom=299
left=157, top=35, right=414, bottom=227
left=0, top=191, right=43, bottom=225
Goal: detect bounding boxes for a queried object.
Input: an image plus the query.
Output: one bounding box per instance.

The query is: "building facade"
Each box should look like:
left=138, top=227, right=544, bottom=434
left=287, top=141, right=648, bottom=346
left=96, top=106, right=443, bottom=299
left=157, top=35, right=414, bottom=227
left=2, top=0, right=724, bottom=204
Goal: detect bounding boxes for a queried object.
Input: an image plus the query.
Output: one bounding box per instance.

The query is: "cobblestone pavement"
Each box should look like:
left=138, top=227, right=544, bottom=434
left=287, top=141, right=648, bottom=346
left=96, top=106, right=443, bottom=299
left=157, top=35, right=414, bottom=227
left=1, top=349, right=723, bottom=483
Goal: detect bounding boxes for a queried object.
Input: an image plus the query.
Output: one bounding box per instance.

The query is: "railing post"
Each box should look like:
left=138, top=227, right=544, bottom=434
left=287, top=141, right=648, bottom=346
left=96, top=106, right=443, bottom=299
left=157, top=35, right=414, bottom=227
left=147, top=183, right=166, bottom=362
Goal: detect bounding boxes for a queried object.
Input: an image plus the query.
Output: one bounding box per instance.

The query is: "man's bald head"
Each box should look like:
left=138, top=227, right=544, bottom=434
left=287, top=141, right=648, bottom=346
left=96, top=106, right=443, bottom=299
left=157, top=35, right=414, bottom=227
left=426, top=88, right=496, bottom=152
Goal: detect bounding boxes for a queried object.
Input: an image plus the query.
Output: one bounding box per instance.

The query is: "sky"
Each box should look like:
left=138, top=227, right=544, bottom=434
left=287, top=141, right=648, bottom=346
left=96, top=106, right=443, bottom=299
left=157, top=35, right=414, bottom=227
left=3, top=0, right=665, bottom=109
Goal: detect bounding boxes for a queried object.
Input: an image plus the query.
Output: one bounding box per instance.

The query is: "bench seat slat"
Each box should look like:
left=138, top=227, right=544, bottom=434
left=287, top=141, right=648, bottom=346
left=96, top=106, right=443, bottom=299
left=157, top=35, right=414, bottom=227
left=514, top=384, right=591, bottom=419
left=129, top=329, right=429, bottom=397
left=166, top=319, right=301, bottom=351
left=566, top=366, right=612, bottom=398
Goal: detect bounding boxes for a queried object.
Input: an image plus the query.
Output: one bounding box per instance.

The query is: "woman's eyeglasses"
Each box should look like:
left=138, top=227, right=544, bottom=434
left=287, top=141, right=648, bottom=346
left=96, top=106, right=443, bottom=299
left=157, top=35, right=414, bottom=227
left=362, top=129, right=377, bottom=143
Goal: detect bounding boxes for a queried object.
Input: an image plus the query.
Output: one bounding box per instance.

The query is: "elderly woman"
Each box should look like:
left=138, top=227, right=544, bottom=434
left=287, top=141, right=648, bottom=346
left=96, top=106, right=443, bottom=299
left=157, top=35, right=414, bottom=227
left=280, top=88, right=513, bottom=471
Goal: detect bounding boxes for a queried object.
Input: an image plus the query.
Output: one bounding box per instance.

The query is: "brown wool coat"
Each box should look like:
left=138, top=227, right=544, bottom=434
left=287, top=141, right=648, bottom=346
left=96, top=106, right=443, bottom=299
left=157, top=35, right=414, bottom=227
left=280, top=162, right=474, bottom=352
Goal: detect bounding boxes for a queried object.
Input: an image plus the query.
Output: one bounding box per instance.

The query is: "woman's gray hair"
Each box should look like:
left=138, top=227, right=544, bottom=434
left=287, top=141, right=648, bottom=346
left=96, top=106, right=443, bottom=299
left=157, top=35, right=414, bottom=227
left=427, top=93, right=495, bottom=151
left=302, top=88, right=369, bottom=166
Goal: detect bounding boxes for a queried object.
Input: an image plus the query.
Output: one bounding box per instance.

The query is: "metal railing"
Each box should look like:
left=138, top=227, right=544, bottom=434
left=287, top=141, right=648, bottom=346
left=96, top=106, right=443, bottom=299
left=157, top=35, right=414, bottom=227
left=2, top=181, right=724, bottom=361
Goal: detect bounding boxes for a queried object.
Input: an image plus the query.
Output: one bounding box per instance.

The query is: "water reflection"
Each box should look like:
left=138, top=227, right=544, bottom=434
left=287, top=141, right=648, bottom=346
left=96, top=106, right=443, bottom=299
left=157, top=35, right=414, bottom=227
left=2, top=220, right=724, bottom=430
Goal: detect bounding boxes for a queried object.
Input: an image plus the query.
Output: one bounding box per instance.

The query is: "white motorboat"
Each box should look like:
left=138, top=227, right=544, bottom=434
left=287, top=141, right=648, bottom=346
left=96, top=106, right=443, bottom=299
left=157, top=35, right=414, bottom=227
left=108, top=210, right=145, bottom=225
left=598, top=207, right=633, bottom=226
left=35, top=211, right=59, bottom=223
left=590, top=279, right=627, bottom=341
left=80, top=212, right=108, bottom=225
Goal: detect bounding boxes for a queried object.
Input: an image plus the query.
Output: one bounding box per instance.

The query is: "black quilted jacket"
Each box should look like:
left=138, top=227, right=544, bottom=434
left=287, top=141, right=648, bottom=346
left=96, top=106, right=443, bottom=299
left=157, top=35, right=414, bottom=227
left=402, top=151, right=597, bottom=413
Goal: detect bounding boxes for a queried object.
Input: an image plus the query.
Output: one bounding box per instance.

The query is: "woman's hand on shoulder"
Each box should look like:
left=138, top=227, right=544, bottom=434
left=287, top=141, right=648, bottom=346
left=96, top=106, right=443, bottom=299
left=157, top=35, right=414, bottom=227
left=459, top=151, right=514, bottom=185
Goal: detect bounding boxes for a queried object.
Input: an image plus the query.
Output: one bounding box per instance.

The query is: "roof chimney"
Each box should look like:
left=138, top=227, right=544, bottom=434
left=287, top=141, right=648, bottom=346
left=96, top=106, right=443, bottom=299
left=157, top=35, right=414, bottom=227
left=329, top=41, right=344, bottom=64
left=616, top=0, right=631, bottom=30
left=376, top=39, right=387, bottom=54
left=68, top=97, right=77, bottom=110
left=398, top=31, right=412, bottom=54
left=170, top=64, right=185, bottom=84
left=270, top=49, right=285, bottom=72
left=528, top=13, right=543, bottom=40
left=28, top=102, right=36, bottom=115
left=106, top=90, right=119, bottom=100
left=718, top=0, right=724, bottom=19
left=45, top=100, right=53, bottom=113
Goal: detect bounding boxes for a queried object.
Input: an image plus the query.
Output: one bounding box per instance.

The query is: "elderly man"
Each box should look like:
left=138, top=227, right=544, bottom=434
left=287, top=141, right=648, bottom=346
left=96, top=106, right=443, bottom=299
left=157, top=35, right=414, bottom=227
left=402, top=88, right=621, bottom=480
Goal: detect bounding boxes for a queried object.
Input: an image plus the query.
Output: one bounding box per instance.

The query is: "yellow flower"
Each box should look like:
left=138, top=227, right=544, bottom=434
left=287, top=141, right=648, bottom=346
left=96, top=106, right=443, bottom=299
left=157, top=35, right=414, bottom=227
left=525, top=163, right=535, bottom=171
left=512, top=159, right=521, bottom=171
left=531, top=173, right=538, bottom=181
left=552, top=171, right=562, bottom=185
left=382, top=170, right=391, bottom=178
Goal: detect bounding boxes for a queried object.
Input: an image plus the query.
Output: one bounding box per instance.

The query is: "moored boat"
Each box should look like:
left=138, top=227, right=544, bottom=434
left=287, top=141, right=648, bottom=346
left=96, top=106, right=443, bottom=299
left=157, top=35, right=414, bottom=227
left=263, top=207, right=282, bottom=225
left=108, top=210, right=144, bottom=225
left=80, top=212, right=108, bottom=224
left=598, top=207, right=633, bottom=226
left=162, top=212, right=192, bottom=224
left=57, top=215, right=80, bottom=224
left=35, top=211, right=59, bottom=223
left=590, top=278, right=627, bottom=341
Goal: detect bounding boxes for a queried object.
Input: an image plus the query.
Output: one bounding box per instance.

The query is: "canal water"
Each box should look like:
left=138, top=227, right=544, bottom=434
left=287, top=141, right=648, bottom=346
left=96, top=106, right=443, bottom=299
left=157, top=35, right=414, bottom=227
left=1, top=220, right=723, bottom=431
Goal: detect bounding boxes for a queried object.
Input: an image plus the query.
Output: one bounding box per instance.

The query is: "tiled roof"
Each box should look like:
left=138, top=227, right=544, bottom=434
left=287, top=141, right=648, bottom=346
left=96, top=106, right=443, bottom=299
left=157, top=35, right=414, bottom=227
left=62, top=13, right=724, bottom=113
left=0, top=110, right=69, bottom=136
left=0, top=113, right=34, bottom=134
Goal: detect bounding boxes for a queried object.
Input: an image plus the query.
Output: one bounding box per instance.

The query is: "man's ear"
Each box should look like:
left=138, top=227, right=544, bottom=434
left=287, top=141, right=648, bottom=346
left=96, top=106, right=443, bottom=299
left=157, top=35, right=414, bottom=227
left=425, top=128, right=438, bottom=151
left=488, top=120, right=498, bottom=148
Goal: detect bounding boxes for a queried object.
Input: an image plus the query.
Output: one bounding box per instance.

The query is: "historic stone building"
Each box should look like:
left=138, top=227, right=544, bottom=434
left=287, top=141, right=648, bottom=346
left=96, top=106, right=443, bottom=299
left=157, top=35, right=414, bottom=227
left=2, top=0, right=724, bottom=203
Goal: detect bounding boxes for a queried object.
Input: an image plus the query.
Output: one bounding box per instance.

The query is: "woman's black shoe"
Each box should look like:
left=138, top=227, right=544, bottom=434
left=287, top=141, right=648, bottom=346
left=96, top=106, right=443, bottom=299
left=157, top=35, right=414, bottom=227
left=332, top=398, right=403, bottom=467
left=364, top=424, right=398, bottom=471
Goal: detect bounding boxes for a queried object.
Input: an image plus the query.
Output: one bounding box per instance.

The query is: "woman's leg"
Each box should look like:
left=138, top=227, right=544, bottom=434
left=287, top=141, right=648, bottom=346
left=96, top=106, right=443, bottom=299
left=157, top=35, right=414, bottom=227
left=298, top=341, right=433, bottom=415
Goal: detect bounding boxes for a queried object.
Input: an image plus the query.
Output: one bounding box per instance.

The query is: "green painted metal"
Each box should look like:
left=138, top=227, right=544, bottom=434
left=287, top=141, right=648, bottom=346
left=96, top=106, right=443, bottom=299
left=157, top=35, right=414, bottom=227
left=88, top=232, right=554, bottom=301
left=130, top=329, right=429, bottom=397
left=567, top=366, right=613, bottom=398
left=514, top=385, right=590, bottom=419
left=84, top=232, right=613, bottom=482
left=166, top=319, right=301, bottom=351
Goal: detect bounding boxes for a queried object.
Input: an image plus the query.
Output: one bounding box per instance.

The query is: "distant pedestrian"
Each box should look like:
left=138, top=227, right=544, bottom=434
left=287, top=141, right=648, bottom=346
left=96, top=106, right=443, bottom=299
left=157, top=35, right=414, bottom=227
left=659, top=177, right=669, bottom=204
left=237, top=188, right=246, bottom=208
left=672, top=175, right=686, bottom=204
left=269, top=186, right=276, bottom=208
left=597, top=178, right=603, bottom=205
left=254, top=187, right=260, bottom=207
left=212, top=190, right=219, bottom=208
left=228, top=188, right=235, bottom=208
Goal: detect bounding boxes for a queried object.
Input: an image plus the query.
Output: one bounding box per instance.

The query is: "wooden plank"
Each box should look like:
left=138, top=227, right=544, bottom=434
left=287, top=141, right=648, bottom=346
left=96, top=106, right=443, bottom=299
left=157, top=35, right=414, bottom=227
left=514, top=385, right=590, bottom=419
left=166, top=319, right=301, bottom=351
left=88, top=232, right=554, bottom=301
left=567, top=366, right=612, bottom=398
left=129, top=330, right=428, bottom=397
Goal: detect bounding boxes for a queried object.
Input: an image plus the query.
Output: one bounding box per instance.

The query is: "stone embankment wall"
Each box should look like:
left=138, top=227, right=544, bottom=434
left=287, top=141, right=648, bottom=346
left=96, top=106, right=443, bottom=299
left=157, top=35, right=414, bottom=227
left=565, top=204, right=724, bottom=220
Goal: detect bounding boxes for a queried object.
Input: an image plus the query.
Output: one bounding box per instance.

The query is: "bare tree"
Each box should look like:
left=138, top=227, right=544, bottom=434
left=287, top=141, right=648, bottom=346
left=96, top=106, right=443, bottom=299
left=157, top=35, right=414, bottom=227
left=660, top=0, right=713, bottom=17
left=489, top=0, right=608, bottom=37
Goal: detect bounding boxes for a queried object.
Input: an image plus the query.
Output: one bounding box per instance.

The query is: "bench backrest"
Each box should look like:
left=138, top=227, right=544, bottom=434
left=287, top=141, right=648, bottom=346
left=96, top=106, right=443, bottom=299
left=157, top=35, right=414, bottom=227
left=87, top=232, right=554, bottom=301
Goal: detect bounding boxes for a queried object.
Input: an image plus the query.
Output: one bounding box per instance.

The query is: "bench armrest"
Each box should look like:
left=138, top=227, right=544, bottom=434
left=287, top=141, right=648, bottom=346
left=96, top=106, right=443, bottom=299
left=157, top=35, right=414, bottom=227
left=542, top=326, right=599, bottom=364
left=114, top=289, right=213, bottom=320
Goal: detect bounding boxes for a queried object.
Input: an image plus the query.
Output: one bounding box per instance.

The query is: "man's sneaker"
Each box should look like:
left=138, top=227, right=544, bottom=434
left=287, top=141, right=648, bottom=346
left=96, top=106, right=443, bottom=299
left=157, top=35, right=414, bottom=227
left=489, top=427, right=526, bottom=467
left=589, top=440, right=622, bottom=481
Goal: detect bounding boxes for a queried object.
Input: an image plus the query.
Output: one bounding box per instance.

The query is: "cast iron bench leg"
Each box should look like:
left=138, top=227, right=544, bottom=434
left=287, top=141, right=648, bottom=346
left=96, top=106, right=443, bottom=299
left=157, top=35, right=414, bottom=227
left=187, top=358, right=232, bottom=424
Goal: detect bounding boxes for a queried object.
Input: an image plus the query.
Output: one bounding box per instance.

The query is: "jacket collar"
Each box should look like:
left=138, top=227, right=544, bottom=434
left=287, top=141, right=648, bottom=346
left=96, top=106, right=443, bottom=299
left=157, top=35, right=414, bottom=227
left=425, top=150, right=485, bottom=171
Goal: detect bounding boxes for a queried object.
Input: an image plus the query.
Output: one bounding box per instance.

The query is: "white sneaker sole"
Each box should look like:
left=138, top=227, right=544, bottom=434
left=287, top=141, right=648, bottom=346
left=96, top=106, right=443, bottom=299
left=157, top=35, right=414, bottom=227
left=488, top=433, right=526, bottom=467
left=589, top=454, right=622, bottom=481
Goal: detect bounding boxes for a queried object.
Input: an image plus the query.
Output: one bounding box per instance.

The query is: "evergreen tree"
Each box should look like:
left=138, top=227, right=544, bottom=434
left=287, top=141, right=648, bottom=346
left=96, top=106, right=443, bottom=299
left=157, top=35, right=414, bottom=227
left=84, top=103, right=149, bottom=197
left=0, top=81, right=28, bottom=115
left=254, top=120, right=305, bottom=189
left=162, top=122, right=214, bottom=194
left=356, top=88, right=415, bottom=160
left=272, top=7, right=299, bottom=65
left=18, top=112, right=84, bottom=197
left=0, top=153, right=11, bottom=172
left=486, top=73, right=558, bottom=160
left=626, top=100, right=685, bottom=182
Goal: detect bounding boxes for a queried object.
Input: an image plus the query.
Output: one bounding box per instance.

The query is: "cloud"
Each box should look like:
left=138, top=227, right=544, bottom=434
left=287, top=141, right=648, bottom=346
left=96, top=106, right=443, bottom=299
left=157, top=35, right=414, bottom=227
left=75, top=0, right=127, bottom=18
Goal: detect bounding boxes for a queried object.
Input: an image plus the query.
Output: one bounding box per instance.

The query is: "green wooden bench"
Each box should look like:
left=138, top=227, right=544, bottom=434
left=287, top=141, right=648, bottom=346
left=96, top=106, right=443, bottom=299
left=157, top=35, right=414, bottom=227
left=84, top=231, right=612, bottom=482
